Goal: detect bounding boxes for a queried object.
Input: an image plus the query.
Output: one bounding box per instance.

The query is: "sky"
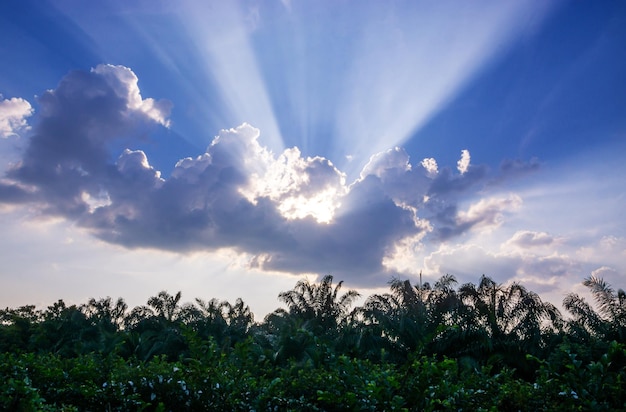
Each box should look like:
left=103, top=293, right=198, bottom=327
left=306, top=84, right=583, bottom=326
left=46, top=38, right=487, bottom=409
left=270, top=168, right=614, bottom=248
left=0, top=0, right=625, bottom=318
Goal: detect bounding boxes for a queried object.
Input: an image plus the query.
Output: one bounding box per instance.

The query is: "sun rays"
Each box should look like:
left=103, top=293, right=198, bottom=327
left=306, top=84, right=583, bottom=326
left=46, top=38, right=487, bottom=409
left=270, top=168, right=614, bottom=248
left=165, top=1, right=557, bottom=179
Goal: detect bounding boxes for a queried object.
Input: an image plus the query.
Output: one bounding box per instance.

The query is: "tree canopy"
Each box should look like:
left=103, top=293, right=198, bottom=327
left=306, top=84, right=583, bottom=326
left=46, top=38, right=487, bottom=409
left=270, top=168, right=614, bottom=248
left=1, top=273, right=625, bottom=410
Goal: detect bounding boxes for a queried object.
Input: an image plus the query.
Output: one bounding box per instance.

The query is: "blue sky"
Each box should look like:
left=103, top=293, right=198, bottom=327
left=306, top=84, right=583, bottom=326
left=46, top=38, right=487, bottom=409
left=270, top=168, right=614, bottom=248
left=0, top=0, right=625, bottom=317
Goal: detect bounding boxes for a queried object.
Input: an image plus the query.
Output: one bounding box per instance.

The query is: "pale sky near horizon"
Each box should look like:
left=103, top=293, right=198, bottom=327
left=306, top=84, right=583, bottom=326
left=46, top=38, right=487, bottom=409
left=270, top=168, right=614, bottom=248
left=1, top=0, right=625, bottom=318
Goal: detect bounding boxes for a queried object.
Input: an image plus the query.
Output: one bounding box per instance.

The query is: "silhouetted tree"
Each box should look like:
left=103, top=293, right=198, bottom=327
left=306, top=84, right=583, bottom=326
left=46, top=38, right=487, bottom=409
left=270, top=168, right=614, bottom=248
left=564, top=275, right=626, bottom=342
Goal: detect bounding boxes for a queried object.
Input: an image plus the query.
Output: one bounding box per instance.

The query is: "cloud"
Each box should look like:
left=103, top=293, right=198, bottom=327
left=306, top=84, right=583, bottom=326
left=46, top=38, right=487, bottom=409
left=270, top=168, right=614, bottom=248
left=0, top=66, right=541, bottom=287
left=423, top=240, right=578, bottom=296
left=92, top=65, right=172, bottom=127
left=428, top=161, right=487, bottom=196
left=421, top=158, right=438, bottom=177
left=457, top=149, right=470, bottom=174
left=0, top=95, right=33, bottom=138
left=457, top=194, right=522, bottom=232
left=428, top=194, right=522, bottom=241
left=499, top=157, right=541, bottom=175
left=423, top=243, right=518, bottom=285
left=484, top=157, right=541, bottom=187
left=576, top=235, right=626, bottom=271
left=591, top=266, right=620, bottom=280
left=506, top=230, right=555, bottom=248
left=360, top=147, right=411, bottom=180
left=1, top=64, right=171, bottom=217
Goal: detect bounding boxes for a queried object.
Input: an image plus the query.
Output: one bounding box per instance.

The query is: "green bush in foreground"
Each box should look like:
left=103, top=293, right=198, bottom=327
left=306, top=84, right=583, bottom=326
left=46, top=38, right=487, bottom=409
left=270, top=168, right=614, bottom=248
left=1, top=341, right=625, bottom=411
left=2, top=274, right=626, bottom=410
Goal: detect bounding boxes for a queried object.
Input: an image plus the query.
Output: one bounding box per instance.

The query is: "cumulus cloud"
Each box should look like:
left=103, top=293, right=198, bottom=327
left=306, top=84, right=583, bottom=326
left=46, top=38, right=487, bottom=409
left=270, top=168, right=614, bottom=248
left=0, top=95, right=33, bottom=138
left=0, top=64, right=171, bottom=215
left=0, top=66, right=542, bottom=286
left=91, top=65, right=172, bottom=127
left=360, top=147, right=411, bottom=179
left=427, top=194, right=522, bottom=241
left=456, top=194, right=522, bottom=232
left=421, top=157, right=438, bottom=177
left=457, top=149, right=470, bottom=174
left=423, top=243, right=518, bottom=284
left=506, top=230, right=555, bottom=248
left=423, top=240, right=578, bottom=296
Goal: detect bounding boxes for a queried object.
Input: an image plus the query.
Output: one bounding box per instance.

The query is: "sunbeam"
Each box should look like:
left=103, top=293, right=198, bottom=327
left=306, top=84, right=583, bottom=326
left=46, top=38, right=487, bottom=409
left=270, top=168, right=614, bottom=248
left=2, top=0, right=624, bottom=329
left=52, top=1, right=556, bottom=178
left=333, top=1, right=558, bottom=176
left=171, top=1, right=556, bottom=178
left=176, top=0, right=285, bottom=153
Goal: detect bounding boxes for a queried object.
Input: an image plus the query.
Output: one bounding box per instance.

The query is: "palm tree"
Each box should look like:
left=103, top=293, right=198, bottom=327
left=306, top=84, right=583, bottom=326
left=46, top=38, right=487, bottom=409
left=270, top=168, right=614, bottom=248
left=362, top=278, right=428, bottom=356
left=122, top=291, right=187, bottom=360
left=564, top=275, right=626, bottom=342
left=147, top=291, right=183, bottom=322
left=224, top=298, right=254, bottom=342
left=361, top=274, right=463, bottom=360
left=188, top=298, right=228, bottom=340
left=264, top=275, right=360, bottom=364
left=458, top=275, right=561, bottom=373
left=81, top=297, right=127, bottom=331
left=278, top=275, right=360, bottom=335
left=79, top=297, right=128, bottom=354
left=261, top=309, right=323, bottom=364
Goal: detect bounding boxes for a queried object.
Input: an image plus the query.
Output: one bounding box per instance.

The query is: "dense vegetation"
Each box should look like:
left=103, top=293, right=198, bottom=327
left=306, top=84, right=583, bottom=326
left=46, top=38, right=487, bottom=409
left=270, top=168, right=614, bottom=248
left=2, top=274, right=625, bottom=411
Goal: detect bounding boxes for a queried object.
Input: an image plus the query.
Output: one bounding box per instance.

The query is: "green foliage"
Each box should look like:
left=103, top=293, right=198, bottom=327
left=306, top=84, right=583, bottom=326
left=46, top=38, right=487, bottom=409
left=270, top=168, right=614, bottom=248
left=1, top=274, right=626, bottom=409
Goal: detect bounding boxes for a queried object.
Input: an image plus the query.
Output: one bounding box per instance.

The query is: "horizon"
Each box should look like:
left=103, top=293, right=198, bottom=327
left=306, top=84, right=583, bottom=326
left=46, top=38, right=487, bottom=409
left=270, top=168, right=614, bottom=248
left=1, top=0, right=625, bottom=318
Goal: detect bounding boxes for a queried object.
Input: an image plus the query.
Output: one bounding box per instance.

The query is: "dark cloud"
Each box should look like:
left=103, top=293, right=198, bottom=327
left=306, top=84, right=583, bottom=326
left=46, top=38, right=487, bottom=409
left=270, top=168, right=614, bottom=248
left=4, top=65, right=171, bottom=217
left=428, top=164, right=488, bottom=196
left=0, top=182, right=33, bottom=203
left=486, top=157, right=541, bottom=187
left=0, top=66, right=538, bottom=286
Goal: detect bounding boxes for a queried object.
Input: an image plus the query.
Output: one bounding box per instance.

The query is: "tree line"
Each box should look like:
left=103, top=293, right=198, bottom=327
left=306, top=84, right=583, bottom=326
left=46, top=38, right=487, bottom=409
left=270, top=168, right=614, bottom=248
left=1, top=274, right=625, bottom=410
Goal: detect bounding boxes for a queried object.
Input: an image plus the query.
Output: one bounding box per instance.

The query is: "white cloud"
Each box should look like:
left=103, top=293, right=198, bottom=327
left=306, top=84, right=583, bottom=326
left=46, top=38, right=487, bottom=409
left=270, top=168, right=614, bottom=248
left=92, top=64, right=172, bottom=127
left=117, top=149, right=163, bottom=182
left=0, top=95, right=33, bottom=138
left=422, top=238, right=580, bottom=300
left=457, top=149, right=470, bottom=174
left=591, top=265, right=620, bottom=280
left=423, top=243, right=515, bottom=284
left=455, top=194, right=522, bottom=234
left=172, top=154, right=212, bottom=184
left=576, top=235, right=626, bottom=269
left=360, top=147, right=411, bottom=180
left=505, top=230, right=555, bottom=248
left=517, top=251, right=576, bottom=279
left=421, top=158, right=438, bottom=177
left=382, top=228, right=432, bottom=275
